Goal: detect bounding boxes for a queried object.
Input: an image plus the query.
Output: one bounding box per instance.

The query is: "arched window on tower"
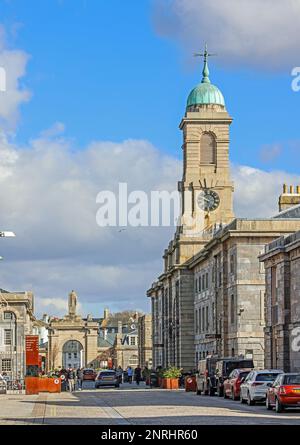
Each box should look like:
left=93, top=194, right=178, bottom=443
left=200, top=133, right=216, bottom=164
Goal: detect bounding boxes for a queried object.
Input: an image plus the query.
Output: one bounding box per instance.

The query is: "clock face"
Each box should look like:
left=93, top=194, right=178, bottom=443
left=197, top=189, right=220, bottom=212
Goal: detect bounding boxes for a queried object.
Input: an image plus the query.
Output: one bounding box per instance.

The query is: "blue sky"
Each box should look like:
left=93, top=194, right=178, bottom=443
left=2, top=0, right=299, bottom=172
left=0, top=0, right=299, bottom=317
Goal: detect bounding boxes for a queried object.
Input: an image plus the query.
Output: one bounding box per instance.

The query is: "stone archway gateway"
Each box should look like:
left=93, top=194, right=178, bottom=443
left=62, top=340, right=83, bottom=369
left=47, top=291, right=99, bottom=370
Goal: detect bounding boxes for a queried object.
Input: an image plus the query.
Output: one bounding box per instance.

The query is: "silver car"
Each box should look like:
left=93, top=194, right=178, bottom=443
left=95, top=370, right=120, bottom=388
left=240, top=369, right=283, bottom=405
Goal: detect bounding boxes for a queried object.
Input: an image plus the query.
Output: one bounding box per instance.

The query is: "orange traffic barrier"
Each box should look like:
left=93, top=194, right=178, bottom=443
left=185, top=376, right=197, bottom=392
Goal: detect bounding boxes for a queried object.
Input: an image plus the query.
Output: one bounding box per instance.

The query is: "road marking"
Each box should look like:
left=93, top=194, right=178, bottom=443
left=31, top=394, right=47, bottom=424
left=90, top=394, right=131, bottom=425
left=50, top=405, right=57, bottom=417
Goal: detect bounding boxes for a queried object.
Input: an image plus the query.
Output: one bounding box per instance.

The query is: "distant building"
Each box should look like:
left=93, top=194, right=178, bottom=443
left=260, top=221, right=300, bottom=372
left=138, top=314, right=152, bottom=369
left=47, top=291, right=99, bottom=370
left=110, top=321, right=139, bottom=369
left=0, top=289, right=35, bottom=379
left=46, top=296, right=141, bottom=371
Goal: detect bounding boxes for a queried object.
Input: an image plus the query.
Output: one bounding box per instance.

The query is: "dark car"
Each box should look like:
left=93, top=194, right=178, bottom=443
left=196, top=355, right=218, bottom=396
left=83, top=369, right=96, bottom=381
left=215, top=357, right=254, bottom=397
left=95, top=370, right=119, bottom=388
left=266, top=373, right=300, bottom=412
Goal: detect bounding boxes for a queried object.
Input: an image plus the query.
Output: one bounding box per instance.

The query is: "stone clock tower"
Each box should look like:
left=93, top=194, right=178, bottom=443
left=179, top=47, right=234, bottom=237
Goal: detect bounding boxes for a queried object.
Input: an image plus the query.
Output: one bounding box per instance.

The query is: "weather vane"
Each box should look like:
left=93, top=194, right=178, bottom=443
left=194, top=43, right=217, bottom=62
left=193, top=43, right=217, bottom=82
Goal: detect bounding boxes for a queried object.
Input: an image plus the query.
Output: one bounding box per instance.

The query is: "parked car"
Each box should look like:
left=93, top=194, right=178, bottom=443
left=83, top=369, right=96, bottom=381
left=240, top=369, right=283, bottom=405
left=215, top=357, right=254, bottom=397
left=266, top=373, right=300, bottom=413
left=223, top=368, right=252, bottom=400
left=95, top=370, right=120, bottom=388
left=196, top=355, right=218, bottom=396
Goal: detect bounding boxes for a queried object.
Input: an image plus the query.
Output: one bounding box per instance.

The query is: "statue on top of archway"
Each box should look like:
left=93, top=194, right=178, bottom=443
left=68, top=290, right=77, bottom=317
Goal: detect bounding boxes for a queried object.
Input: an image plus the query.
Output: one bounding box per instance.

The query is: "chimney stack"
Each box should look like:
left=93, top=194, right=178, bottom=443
left=279, top=184, right=300, bottom=212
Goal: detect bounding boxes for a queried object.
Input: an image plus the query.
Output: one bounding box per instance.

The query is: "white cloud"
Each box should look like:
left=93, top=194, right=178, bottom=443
left=0, top=25, right=30, bottom=129
left=232, top=164, right=300, bottom=217
left=152, top=0, right=300, bottom=70
left=40, top=122, right=65, bottom=138
left=0, top=134, right=180, bottom=316
left=259, top=144, right=282, bottom=163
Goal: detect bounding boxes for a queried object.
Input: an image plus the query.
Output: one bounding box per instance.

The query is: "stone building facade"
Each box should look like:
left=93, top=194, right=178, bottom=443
left=110, top=321, right=139, bottom=369
left=138, top=314, right=152, bottom=368
left=190, top=218, right=300, bottom=368
left=260, top=223, right=300, bottom=372
left=0, top=289, right=35, bottom=379
left=147, top=48, right=300, bottom=371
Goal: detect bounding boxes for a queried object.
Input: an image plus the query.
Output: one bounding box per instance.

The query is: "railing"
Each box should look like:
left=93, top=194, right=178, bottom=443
left=0, top=379, right=25, bottom=394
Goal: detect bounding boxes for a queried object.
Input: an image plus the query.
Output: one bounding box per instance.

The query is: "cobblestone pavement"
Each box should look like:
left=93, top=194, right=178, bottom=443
left=1, top=382, right=300, bottom=425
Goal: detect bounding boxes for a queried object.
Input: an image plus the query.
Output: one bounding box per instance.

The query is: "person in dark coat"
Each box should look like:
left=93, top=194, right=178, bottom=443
left=134, top=366, right=142, bottom=385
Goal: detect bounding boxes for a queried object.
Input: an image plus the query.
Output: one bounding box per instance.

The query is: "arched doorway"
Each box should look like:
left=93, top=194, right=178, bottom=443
left=62, top=340, right=84, bottom=369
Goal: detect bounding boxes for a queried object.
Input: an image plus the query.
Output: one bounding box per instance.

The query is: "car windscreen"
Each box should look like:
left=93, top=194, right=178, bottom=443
left=99, top=372, right=116, bottom=377
left=208, top=359, right=217, bottom=375
left=255, top=373, right=280, bottom=382
left=283, top=375, right=300, bottom=385
left=83, top=370, right=94, bottom=374
left=239, top=371, right=250, bottom=379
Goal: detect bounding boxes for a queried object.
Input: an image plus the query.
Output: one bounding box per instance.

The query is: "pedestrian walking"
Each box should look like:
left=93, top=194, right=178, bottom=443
left=142, top=366, right=151, bottom=385
left=67, top=368, right=76, bottom=392
left=77, top=368, right=84, bottom=390
left=116, top=366, right=123, bottom=384
left=134, top=366, right=142, bottom=386
left=127, top=366, right=133, bottom=384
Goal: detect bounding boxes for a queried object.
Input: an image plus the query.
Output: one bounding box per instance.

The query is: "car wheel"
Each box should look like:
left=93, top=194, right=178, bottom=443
left=275, top=398, right=284, bottom=413
left=115, top=384, right=120, bottom=388
left=266, top=396, right=273, bottom=411
left=196, top=389, right=202, bottom=395
left=247, top=392, right=255, bottom=406
left=209, top=387, right=215, bottom=397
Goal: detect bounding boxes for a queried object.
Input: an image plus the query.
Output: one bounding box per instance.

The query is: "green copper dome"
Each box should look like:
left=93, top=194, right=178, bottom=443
left=187, top=46, right=225, bottom=109
left=187, top=82, right=225, bottom=108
